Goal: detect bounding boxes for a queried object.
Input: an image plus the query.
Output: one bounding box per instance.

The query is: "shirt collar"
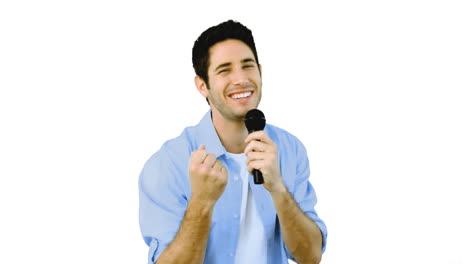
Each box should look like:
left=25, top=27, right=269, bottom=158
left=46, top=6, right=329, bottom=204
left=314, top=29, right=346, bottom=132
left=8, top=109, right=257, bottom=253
left=195, top=110, right=227, bottom=158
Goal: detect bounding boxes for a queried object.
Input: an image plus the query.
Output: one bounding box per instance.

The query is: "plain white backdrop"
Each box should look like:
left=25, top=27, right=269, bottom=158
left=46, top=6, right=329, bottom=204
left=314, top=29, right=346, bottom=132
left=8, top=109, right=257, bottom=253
left=1, top=0, right=467, bottom=263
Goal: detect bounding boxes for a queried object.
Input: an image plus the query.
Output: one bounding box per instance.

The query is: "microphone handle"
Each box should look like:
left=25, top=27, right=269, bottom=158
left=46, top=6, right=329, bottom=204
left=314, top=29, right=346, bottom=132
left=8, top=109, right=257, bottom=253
left=253, top=169, right=264, bottom=184
left=249, top=134, right=265, bottom=184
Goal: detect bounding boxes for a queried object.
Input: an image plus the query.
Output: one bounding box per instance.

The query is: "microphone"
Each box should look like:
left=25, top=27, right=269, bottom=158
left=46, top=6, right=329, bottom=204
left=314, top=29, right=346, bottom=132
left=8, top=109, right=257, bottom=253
left=244, top=109, right=266, bottom=184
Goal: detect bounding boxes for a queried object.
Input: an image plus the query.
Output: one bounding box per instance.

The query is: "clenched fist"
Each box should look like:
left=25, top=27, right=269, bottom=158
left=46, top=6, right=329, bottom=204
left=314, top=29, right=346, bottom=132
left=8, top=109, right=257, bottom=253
left=189, top=145, right=228, bottom=207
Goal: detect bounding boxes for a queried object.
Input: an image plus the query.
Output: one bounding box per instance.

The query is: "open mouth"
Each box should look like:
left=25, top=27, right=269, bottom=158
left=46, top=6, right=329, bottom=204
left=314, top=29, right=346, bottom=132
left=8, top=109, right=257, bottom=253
left=229, top=91, right=253, bottom=99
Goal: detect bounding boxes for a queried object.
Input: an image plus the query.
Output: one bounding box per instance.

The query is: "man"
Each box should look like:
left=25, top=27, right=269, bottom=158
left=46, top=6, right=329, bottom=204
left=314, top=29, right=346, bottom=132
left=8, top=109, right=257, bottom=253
left=139, top=20, right=327, bottom=264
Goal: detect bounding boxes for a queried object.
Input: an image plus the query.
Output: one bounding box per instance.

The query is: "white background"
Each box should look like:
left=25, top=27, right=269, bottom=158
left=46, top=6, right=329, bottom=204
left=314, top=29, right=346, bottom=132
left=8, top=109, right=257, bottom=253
left=1, top=0, right=467, bottom=263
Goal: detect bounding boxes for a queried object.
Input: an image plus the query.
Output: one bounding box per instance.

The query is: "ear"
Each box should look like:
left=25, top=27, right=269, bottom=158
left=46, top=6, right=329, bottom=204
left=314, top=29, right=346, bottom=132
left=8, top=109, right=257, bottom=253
left=195, top=75, right=209, bottom=98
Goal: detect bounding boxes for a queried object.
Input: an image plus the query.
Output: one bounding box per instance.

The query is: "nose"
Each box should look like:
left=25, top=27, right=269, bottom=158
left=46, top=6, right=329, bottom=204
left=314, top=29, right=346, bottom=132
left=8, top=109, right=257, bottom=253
left=231, top=69, right=250, bottom=87
left=233, top=78, right=250, bottom=87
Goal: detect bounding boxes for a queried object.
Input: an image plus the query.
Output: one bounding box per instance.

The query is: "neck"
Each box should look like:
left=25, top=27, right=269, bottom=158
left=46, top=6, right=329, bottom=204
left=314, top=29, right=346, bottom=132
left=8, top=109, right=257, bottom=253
left=211, top=110, right=249, bottom=154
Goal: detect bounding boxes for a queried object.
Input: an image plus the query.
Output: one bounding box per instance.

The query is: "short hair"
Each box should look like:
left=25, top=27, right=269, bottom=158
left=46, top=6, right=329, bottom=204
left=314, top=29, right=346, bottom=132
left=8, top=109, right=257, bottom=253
left=192, top=20, right=260, bottom=85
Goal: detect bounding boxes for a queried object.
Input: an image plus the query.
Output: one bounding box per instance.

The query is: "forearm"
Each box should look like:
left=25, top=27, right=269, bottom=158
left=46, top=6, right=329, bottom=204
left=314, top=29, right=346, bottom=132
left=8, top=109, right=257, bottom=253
left=271, top=187, right=323, bottom=264
left=156, top=198, right=213, bottom=264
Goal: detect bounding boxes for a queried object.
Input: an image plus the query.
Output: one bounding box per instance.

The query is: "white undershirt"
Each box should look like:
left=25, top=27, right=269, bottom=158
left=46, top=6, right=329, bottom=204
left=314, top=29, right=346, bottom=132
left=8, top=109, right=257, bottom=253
left=226, top=152, right=267, bottom=264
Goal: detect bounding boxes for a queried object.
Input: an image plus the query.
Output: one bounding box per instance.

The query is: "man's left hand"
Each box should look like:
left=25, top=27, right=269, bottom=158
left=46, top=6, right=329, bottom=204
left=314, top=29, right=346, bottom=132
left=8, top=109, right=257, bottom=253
left=244, top=131, right=286, bottom=193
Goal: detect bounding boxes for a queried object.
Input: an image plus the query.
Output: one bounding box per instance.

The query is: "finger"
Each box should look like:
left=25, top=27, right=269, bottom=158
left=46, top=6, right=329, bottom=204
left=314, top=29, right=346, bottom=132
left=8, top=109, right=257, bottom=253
left=246, top=151, right=264, bottom=163
left=212, top=159, right=223, bottom=170
left=244, top=140, right=269, bottom=154
left=202, top=153, right=217, bottom=167
left=191, top=145, right=207, bottom=164
left=247, top=160, right=264, bottom=175
left=220, top=166, right=228, bottom=176
left=244, top=131, right=274, bottom=145
left=244, top=131, right=263, bottom=143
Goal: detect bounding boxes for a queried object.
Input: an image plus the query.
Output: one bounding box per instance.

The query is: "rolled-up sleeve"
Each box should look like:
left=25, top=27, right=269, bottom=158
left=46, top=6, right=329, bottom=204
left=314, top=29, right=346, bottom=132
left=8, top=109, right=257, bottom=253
left=283, top=138, right=328, bottom=260
left=139, top=147, right=188, bottom=264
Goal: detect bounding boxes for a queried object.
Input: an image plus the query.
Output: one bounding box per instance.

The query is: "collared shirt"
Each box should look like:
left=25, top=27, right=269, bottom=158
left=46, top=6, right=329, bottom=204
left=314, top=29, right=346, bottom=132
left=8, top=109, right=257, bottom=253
left=139, top=111, right=327, bottom=264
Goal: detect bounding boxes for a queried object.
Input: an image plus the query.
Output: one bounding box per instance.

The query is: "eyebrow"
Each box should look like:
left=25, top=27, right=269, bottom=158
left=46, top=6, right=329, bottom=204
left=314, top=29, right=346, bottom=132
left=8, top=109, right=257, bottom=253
left=214, top=58, right=256, bottom=72
left=214, top=62, right=231, bottom=72
left=241, top=58, right=256, bottom=64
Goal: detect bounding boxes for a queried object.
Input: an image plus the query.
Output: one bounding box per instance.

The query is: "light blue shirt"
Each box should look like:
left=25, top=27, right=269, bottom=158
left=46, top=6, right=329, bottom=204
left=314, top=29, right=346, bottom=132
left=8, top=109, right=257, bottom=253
left=139, top=111, right=327, bottom=264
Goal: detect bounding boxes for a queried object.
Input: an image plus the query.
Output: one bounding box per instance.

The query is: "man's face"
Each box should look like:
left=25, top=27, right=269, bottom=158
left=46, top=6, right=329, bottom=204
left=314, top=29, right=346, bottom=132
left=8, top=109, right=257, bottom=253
left=203, top=39, right=262, bottom=121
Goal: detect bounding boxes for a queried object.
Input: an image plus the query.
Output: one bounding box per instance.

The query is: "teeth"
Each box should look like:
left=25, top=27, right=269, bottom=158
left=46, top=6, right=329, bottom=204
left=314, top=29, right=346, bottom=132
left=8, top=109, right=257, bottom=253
left=231, top=92, right=252, bottom=99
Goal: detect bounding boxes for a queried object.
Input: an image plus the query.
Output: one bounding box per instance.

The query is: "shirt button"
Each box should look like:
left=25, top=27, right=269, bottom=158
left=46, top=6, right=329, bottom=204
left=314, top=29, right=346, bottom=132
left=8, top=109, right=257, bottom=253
left=234, top=176, right=239, bottom=181
left=233, top=214, right=239, bottom=218
left=230, top=252, right=234, bottom=257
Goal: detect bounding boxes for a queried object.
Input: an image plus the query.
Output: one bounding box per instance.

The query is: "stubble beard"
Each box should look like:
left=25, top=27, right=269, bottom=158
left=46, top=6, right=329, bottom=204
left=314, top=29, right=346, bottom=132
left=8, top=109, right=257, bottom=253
left=206, top=82, right=262, bottom=122
left=209, top=95, right=244, bottom=122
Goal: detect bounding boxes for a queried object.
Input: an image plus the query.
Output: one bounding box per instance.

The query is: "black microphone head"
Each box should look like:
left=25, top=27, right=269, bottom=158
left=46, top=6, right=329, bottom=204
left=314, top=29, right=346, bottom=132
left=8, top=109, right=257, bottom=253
left=244, top=109, right=266, bottom=133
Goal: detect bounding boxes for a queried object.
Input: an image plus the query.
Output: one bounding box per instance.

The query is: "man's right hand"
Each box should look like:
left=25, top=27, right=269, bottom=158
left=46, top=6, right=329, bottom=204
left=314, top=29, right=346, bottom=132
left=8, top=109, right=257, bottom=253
left=189, top=145, right=228, bottom=206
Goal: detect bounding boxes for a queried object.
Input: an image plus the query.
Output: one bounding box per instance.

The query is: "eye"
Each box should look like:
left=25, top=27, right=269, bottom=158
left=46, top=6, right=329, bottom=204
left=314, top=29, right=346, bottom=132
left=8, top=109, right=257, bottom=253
left=243, top=64, right=254, bottom=69
left=218, top=68, right=229, bottom=74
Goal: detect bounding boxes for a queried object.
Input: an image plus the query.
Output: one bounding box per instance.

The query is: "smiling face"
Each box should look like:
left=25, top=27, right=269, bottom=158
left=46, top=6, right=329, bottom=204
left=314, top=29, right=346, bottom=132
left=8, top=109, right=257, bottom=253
left=196, top=39, right=262, bottom=122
